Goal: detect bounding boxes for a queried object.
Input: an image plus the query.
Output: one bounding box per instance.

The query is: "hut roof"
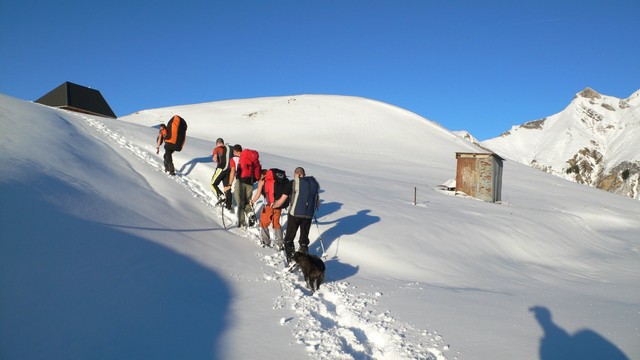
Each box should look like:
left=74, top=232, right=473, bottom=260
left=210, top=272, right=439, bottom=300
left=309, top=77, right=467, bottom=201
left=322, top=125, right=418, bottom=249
left=35, top=82, right=116, bottom=118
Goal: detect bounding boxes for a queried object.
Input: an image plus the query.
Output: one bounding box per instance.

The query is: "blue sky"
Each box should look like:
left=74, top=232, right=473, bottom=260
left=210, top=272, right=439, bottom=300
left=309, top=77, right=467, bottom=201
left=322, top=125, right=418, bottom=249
left=2, top=0, right=639, bottom=140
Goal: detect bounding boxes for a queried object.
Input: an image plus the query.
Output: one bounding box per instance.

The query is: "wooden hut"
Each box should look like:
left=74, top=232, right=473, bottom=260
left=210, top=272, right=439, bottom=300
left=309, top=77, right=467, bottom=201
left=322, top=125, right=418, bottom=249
left=455, top=152, right=504, bottom=203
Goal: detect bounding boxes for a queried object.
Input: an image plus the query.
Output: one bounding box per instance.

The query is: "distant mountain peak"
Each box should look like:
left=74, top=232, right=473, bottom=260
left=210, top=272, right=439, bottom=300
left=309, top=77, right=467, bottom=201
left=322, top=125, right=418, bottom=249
left=576, top=87, right=601, bottom=100
left=482, top=88, right=640, bottom=200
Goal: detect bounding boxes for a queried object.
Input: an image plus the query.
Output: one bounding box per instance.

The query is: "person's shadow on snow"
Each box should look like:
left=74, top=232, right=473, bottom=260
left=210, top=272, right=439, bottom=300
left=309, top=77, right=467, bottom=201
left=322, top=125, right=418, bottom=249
left=179, top=156, right=213, bottom=176
left=529, top=306, right=628, bottom=360
left=323, top=257, right=359, bottom=282
left=316, top=200, right=341, bottom=219
left=314, top=209, right=380, bottom=252
left=304, top=206, right=377, bottom=281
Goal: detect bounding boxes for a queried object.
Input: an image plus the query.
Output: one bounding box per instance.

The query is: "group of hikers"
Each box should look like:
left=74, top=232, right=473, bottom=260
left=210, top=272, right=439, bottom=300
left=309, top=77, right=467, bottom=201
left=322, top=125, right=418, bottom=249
left=156, top=115, right=321, bottom=263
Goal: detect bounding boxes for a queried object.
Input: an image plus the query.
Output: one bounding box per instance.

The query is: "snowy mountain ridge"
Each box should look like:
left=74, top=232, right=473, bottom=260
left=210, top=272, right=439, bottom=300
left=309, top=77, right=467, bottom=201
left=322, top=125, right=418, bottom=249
left=481, top=87, right=640, bottom=200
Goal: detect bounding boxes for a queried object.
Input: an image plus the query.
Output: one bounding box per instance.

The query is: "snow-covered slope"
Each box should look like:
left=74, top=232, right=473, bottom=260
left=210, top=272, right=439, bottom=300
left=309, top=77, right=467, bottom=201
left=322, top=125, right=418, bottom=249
left=482, top=88, right=640, bottom=199
left=122, top=95, right=479, bottom=177
left=2, top=93, right=639, bottom=360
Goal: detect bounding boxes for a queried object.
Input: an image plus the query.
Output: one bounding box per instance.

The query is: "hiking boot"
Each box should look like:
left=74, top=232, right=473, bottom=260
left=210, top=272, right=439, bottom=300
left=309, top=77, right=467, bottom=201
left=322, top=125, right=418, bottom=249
left=298, top=245, right=308, bottom=254
left=274, top=228, right=283, bottom=243
left=259, top=227, right=270, bottom=244
left=284, top=244, right=295, bottom=263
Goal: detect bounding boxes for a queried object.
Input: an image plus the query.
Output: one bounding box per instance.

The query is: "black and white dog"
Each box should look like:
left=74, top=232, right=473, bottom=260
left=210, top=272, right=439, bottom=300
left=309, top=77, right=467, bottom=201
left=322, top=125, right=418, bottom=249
left=291, top=251, right=325, bottom=293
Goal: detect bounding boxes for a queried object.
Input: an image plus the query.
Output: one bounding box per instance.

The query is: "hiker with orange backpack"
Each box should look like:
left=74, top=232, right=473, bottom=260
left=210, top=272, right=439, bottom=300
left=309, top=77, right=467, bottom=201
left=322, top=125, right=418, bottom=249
left=155, top=124, right=167, bottom=154
left=250, top=168, right=290, bottom=248
left=225, top=144, right=261, bottom=229
left=162, top=115, right=187, bottom=175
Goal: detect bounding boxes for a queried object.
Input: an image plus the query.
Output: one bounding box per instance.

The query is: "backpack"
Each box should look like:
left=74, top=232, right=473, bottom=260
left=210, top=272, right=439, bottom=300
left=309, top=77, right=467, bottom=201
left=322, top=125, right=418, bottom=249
left=264, top=168, right=290, bottom=207
left=238, top=149, right=261, bottom=182
left=165, top=115, right=188, bottom=151
left=289, top=176, right=320, bottom=219
left=215, top=144, right=232, bottom=171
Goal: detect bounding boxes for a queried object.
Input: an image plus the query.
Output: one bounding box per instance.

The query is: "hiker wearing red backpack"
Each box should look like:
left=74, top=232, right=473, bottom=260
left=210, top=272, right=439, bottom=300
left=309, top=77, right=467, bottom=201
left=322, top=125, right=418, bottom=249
left=250, top=168, right=290, bottom=248
left=225, top=144, right=261, bottom=229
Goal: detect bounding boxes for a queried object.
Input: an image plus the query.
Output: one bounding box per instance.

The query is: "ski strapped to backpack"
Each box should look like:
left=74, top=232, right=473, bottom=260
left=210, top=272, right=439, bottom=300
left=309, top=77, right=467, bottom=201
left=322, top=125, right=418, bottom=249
left=238, top=149, right=261, bottom=183
left=289, top=176, right=320, bottom=219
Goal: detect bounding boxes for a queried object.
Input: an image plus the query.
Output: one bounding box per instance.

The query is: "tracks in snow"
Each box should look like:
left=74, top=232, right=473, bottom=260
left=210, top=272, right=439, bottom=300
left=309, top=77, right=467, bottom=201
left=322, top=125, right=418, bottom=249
left=261, top=251, right=447, bottom=359
left=79, top=113, right=449, bottom=360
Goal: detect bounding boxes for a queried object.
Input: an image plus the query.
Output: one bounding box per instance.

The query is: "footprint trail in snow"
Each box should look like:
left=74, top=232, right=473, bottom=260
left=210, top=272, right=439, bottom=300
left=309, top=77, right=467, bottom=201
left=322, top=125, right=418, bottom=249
left=79, top=113, right=450, bottom=360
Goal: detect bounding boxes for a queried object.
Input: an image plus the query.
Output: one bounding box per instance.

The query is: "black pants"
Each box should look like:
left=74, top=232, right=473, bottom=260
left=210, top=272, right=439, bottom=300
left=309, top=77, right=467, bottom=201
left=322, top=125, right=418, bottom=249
left=211, top=168, right=230, bottom=198
left=283, top=215, right=312, bottom=260
left=163, top=143, right=180, bottom=174
left=217, top=170, right=232, bottom=210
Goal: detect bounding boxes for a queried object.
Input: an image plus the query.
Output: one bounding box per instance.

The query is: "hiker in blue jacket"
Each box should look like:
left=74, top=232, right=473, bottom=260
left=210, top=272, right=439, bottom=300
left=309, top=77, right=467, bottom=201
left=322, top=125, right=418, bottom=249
left=273, top=167, right=320, bottom=263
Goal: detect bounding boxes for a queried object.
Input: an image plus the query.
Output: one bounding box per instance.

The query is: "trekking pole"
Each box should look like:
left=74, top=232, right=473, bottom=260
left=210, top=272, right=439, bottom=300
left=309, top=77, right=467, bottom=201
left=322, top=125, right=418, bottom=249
left=313, top=214, right=327, bottom=259
left=221, top=203, right=227, bottom=230
left=249, top=202, right=259, bottom=228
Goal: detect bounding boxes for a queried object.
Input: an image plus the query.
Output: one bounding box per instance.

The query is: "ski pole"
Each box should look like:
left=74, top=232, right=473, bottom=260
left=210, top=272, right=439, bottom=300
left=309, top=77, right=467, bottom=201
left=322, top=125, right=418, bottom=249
left=249, top=202, right=259, bottom=228
left=313, top=214, right=327, bottom=258
left=221, top=202, right=227, bottom=230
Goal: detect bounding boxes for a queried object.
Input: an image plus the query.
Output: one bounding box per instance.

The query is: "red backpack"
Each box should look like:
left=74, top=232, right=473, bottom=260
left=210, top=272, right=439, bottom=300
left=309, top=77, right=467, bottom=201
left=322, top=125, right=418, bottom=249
left=264, top=168, right=289, bottom=205
left=238, top=149, right=261, bottom=183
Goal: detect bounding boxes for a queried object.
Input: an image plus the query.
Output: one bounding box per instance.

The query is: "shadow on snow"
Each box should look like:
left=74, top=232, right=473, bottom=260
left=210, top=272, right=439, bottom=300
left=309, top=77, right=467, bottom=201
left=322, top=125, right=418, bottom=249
left=0, top=181, right=231, bottom=360
left=314, top=203, right=380, bottom=252
left=179, top=155, right=213, bottom=176
left=307, top=202, right=380, bottom=282
left=530, top=306, right=628, bottom=360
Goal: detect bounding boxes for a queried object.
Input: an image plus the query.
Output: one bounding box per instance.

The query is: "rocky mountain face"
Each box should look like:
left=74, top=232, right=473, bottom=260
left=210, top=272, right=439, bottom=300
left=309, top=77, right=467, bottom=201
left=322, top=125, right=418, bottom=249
left=481, top=88, right=640, bottom=200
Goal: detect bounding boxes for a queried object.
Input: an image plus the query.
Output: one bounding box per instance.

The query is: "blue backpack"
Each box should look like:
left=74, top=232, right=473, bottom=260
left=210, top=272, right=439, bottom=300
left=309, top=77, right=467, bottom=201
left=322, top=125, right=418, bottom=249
left=289, top=176, right=320, bottom=219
